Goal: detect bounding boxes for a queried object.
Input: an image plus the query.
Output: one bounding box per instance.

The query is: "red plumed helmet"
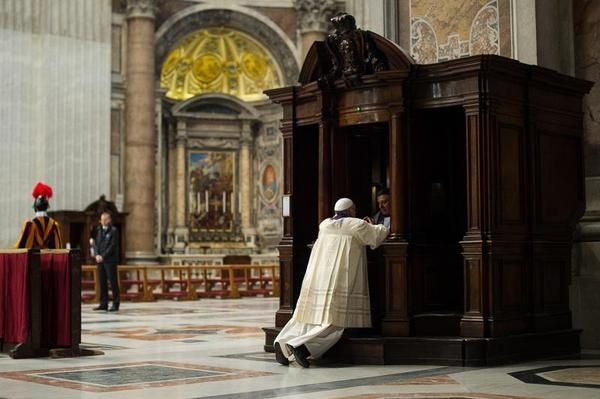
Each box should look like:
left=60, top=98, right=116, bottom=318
left=31, top=181, right=53, bottom=199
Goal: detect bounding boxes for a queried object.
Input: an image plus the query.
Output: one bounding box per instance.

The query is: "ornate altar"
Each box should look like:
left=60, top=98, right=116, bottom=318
left=263, top=13, right=593, bottom=365
left=49, top=196, right=127, bottom=265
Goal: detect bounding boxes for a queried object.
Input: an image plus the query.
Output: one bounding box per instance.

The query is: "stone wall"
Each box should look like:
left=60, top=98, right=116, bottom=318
left=0, top=0, right=111, bottom=247
left=571, top=0, right=600, bottom=349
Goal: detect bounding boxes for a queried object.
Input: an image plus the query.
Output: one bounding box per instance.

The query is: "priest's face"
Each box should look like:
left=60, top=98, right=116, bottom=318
left=348, top=205, right=356, bottom=217
left=377, top=194, right=390, bottom=216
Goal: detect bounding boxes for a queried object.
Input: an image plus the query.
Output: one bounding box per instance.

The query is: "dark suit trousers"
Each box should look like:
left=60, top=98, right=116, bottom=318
left=97, top=262, right=120, bottom=306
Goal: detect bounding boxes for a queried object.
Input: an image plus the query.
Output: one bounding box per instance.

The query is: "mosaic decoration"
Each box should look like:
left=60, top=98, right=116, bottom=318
left=410, top=0, right=504, bottom=64
left=410, top=17, right=439, bottom=64
left=188, top=151, right=235, bottom=233
left=0, top=361, right=272, bottom=392
left=160, top=28, right=283, bottom=101
left=470, top=1, right=500, bottom=55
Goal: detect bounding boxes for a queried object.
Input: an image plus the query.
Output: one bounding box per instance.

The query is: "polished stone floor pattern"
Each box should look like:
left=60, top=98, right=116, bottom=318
left=0, top=298, right=599, bottom=398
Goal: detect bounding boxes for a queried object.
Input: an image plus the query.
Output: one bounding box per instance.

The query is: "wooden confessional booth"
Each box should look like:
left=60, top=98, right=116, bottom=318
left=263, top=14, right=593, bottom=366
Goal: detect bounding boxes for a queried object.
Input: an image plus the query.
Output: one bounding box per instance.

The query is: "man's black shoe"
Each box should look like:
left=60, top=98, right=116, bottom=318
left=108, top=306, right=119, bottom=312
left=274, top=342, right=289, bottom=365
left=93, top=306, right=107, bottom=311
left=287, top=344, right=310, bottom=368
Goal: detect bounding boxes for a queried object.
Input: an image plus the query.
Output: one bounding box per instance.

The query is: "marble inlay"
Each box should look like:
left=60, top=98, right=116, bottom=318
left=383, top=374, right=459, bottom=385
left=2, top=299, right=599, bottom=398
left=338, top=394, right=538, bottom=399
left=40, top=364, right=223, bottom=386
left=79, top=342, right=128, bottom=351
left=0, top=361, right=272, bottom=392
left=218, top=351, right=277, bottom=363
left=86, top=324, right=263, bottom=340
left=510, top=365, right=600, bottom=390
left=541, top=367, right=600, bottom=385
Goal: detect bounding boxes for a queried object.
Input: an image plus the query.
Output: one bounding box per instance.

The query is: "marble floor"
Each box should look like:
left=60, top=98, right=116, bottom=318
left=1, top=298, right=599, bottom=399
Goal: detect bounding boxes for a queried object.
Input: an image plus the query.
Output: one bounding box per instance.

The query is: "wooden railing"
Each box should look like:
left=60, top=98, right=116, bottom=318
left=82, top=264, right=279, bottom=302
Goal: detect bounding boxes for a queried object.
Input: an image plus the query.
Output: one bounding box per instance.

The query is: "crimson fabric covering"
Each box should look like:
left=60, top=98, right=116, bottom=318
left=0, top=252, right=30, bottom=343
left=41, top=252, right=71, bottom=347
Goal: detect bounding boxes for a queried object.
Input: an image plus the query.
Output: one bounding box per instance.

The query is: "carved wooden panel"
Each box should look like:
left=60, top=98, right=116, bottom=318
left=465, top=258, right=482, bottom=314
left=498, top=125, right=523, bottom=224
left=537, top=133, right=580, bottom=224
left=466, top=113, right=481, bottom=233
left=499, top=260, right=524, bottom=307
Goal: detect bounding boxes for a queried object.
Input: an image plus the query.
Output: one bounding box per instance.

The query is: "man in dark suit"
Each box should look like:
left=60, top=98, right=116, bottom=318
left=93, top=211, right=120, bottom=312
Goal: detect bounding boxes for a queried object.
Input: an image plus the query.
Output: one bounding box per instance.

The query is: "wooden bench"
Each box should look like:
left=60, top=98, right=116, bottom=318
left=81, top=263, right=279, bottom=301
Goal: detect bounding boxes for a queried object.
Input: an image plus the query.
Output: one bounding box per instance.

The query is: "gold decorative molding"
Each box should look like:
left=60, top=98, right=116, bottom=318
left=160, top=28, right=283, bottom=102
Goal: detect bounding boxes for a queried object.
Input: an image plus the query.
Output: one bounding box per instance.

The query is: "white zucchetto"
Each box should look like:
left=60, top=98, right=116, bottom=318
left=334, top=198, right=354, bottom=212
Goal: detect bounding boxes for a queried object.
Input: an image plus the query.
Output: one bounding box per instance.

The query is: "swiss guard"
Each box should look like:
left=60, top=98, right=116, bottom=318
left=15, top=182, right=63, bottom=249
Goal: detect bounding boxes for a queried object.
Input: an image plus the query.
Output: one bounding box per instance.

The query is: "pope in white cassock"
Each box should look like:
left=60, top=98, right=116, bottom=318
left=274, top=197, right=389, bottom=368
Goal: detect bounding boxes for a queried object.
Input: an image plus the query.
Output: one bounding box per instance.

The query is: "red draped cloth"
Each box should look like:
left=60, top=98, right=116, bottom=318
left=0, top=250, right=71, bottom=348
left=41, top=251, right=71, bottom=347
left=0, top=250, right=30, bottom=343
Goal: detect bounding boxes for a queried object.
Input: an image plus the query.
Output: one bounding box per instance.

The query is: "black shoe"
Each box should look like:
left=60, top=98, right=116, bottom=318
left=93, top=306, right=108, bottom=311
left=108, top=305, right=119, bottom=312
left=287, top=344, right=310, bottom=368
left=274, top=342, right=289, bottom=366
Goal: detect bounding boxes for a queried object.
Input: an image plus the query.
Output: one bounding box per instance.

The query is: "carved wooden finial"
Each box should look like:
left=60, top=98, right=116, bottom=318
left=319, top=12, right=389, bottom=87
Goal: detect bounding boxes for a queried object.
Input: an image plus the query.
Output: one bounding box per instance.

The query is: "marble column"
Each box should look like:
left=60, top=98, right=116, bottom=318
left=295, top=0, right=338, bottom=59
left=240, top=122, right=254, bottom=243
left=167, top=123, right=177, bottom=250
left=173, top=123, right=188, bottom=252
left=124, top=0, right=158, bottom=262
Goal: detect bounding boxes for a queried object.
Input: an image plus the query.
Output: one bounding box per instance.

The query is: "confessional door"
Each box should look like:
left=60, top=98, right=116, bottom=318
left=338, top=122, right=389, bottom=332
left=292, top=124, right=320, bottom=303
left=409, top=106, right=467, bottom=335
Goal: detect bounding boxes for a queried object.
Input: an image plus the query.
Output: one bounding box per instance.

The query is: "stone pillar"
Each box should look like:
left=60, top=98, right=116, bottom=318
left=173, top=123, right=188, bottom=252
left=124, top=0, right=158, bottom=262
left=295, top=0, right=338, bottom=59
left=572, top=0, right=600, bottom=350
left=166, top=123, right=177, bottom=250
left=240, top=121, right=255, bottom=244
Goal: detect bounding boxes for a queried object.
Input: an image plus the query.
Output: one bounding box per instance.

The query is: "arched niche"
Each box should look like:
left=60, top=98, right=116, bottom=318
left=171, top=93, right=261, bottom=119
left=155, top=5, right=300, bottom=87
left=163, top=92, right=284, bottom=255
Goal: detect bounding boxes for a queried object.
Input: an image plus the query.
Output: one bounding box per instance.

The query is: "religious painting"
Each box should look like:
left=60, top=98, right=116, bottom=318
left=188, top=151, right=235, bottom=232
left=260, top=163, right=278, bottom=203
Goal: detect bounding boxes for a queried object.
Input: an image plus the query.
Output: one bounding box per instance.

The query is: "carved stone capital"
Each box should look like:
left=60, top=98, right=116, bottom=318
left=126, top=0, right=158, bottom=20
left=175, top=133, right=187, bottom=145
left=295, top=0, right=338, bottom=33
